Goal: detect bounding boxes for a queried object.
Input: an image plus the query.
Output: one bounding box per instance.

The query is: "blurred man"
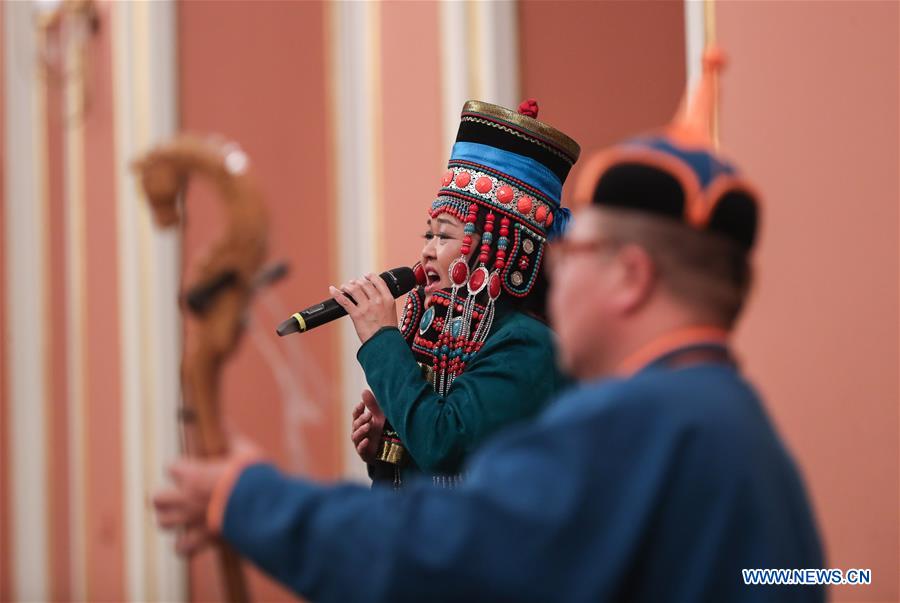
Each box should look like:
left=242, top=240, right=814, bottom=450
left=154, top=51, right=824, bottom=602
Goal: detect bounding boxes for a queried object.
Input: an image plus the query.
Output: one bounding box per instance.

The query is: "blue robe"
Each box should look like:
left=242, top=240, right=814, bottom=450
left=219, top=344, right=824, bottom=602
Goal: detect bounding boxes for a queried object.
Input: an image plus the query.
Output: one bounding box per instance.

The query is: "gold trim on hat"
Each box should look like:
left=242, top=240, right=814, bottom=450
left=462, top=100, right=581, bottom=163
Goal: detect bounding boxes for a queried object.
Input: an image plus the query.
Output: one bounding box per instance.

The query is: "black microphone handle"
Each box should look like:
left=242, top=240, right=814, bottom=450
left=277, top=297, right=350, bottom=336
left=276, top=267, right=417, bottom=336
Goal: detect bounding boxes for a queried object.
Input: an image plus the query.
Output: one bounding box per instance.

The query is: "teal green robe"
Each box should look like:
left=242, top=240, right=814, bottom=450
left=357, top=305, right=569, bottom=482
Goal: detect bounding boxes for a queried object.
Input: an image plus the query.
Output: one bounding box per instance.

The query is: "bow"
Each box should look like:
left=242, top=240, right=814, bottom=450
left=133, top=135, right=274, bottom=603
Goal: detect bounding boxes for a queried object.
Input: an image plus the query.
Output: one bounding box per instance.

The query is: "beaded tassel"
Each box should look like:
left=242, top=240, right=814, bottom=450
left=472, top=216, right=507, bottom=343
left=445, top=211, right=491, bottom=391
left=436, top=203, right=478, bottom=396
left=462, top=211, right=494, bottom=339
left=434, top=207, right=508, bottom=394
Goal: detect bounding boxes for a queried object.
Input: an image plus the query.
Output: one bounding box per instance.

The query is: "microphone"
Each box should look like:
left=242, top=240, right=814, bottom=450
left=276, top=266, right=420, bottom=336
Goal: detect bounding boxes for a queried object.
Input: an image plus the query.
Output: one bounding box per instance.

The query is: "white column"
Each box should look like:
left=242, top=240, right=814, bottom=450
left=111, top=1, right=184, bottom=600
left=684, top=0, right=707, bottom=101
left=329, top=1, right=384, bottom=479
left=439, top=0, right=521, bottom=152
left=439, top=0, right=471, bottom=147
left=471, top=0, right=520, bottom=110
left=4, top=2, right=49, bottom=600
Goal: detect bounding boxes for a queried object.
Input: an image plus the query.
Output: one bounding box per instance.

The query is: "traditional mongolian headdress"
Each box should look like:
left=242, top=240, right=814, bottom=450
left=399, top=100, right=581, bottom=398
left=574, top=47, right=760, bottom=250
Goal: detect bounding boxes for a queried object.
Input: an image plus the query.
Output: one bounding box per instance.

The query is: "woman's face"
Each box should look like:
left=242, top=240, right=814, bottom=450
left=420, top=214, right=480, bottom=296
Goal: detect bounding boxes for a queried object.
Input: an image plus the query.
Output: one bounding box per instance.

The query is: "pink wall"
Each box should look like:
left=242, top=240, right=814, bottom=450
left=720, top=3, right=899, bottom=600
left=519, top=0, right=686, bottom=198
left=44, top=22, right=71, bottom=599
left=380, top=1, right=445, bottom=270
left=178, top=2, right=338, bottom=600
left=82, top=3, right=125, bottom=599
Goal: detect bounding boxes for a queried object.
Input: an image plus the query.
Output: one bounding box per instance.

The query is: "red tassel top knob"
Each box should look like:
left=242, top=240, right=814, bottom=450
left=518, top=99, right=539, bottom=119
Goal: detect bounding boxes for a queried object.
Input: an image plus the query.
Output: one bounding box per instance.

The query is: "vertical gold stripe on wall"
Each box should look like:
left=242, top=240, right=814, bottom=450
left=704, top=0, right=719, bottom=147
left=326, top=1, right=341, bottom=476
left=35, top=23, right=54, bottom=602
left=132, top=3, right=160, bottom=598
left=323, top=1, right=342, bottom=474
left=0, top=0, right=7, bottom=594
left=362, top=2, right=385, bottom=473
left=324, top=0, right=342, bottom=474
left=368, top=2, right=384, bottom=273
left=704, top=0, right=717, bottom=44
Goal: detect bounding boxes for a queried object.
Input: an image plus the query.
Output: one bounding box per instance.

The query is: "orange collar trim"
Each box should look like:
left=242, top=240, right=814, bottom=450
left=615, top=325, right=730, bottom=377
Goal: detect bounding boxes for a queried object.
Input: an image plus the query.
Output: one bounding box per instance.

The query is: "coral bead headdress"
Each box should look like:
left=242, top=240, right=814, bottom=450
left=401, top=99, right=581, bottom=395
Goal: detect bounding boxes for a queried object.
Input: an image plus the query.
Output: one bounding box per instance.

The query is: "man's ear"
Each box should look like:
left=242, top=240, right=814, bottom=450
left=613, top=244, right=657, bottom=315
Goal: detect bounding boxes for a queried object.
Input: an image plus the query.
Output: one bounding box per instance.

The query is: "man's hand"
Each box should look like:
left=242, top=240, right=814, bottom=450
left=152, top=436, right=263, bottom=556
left=330, top=273, right=398, bottom=344
left=350, top=389, right=385, bottom=464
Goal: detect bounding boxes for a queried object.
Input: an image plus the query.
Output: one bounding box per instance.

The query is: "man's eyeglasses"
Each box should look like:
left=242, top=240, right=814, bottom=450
left=545, top=237, right=619, bottom=277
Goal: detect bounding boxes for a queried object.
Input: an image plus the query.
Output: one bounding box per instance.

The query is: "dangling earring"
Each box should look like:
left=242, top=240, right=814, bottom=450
left=437, top=203, right=479, bottom=395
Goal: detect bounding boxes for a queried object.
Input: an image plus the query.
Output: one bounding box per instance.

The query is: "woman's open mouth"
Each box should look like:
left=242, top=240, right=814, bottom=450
left=424, top=267, right=443, bottom=294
